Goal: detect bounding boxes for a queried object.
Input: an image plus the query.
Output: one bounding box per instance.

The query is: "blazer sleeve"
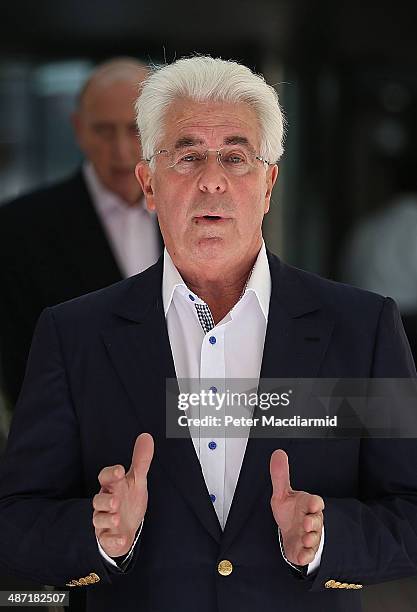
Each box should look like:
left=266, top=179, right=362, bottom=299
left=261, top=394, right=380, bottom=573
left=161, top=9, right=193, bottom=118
left=0, top=308, right=112, bottom=587
left=308, top=297, right=417, bottom=591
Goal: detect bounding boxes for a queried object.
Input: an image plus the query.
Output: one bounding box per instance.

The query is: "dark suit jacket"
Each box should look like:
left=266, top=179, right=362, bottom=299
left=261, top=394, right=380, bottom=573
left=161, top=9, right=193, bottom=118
left=0, top=171, right=123, bottom=406
left=0, top=252, right=416, bottom=612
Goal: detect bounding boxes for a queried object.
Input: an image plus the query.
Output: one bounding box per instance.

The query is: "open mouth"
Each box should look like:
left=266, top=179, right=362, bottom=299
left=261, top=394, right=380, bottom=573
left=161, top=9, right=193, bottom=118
left=193, top=213, right=231, bottom=226
left=195, top=214, right=227, bottom=222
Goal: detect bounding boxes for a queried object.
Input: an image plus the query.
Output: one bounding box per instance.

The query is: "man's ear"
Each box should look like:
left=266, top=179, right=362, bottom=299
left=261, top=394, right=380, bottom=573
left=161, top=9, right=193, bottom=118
left=264, top=164, right=279, bottom=214
left=135, top=162, right=155, bottom=210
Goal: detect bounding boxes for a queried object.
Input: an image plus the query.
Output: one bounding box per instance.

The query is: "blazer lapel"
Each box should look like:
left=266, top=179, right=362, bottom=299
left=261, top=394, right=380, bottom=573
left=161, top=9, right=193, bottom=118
left=102, top=260, right=222, bottom=544
left=220, top=253, right=334, bottom=554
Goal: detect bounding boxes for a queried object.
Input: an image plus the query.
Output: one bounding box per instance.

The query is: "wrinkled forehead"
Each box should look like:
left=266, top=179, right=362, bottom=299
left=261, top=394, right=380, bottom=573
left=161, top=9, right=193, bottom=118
left=160, top=98, right=262, bottom=151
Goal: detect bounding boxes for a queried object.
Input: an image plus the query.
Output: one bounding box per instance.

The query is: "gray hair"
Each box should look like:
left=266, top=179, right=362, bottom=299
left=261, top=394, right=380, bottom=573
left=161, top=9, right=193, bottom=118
left=135, top=56, right=285, bottom=165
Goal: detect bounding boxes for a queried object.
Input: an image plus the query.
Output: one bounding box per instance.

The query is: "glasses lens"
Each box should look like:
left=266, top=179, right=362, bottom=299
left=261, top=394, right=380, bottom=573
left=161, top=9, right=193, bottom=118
left=168, top=147, right=257, bottom=176
left=219, top=148, right=253, bottom=176
left=169, top=149, right=206, bottom=175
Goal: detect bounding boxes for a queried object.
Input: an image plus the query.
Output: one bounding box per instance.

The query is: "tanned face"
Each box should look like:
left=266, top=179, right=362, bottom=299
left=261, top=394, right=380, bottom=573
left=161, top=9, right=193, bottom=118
left=136, top=99, right=278, bottom=274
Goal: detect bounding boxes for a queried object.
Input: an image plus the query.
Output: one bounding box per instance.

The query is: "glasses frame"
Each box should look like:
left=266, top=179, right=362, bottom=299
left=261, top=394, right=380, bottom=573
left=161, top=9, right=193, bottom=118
left=146, top=147, right=274, bottom=173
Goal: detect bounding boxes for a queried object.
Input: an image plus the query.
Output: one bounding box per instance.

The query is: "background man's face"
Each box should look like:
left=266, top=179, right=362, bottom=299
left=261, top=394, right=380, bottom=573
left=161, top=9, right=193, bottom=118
left=73, top=80, right=142, bottom=204
left=137, top=99, right=278, bottom=270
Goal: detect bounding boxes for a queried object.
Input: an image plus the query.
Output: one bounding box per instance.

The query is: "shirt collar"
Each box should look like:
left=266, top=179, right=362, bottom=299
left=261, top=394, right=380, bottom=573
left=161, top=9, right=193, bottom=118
left=243, top=242, right=271, bottom=319
left=82, top=161, right=144, bottom=216
left=162, top=242, right=271, bottom=320
left=162, top=249, right=188, bottom=315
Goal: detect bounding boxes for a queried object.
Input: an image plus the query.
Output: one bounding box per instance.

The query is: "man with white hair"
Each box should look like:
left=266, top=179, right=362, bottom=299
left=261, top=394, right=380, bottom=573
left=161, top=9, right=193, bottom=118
left=0, top=56, right=416, bottom=612
left=0, top=57, right=161, bottom=407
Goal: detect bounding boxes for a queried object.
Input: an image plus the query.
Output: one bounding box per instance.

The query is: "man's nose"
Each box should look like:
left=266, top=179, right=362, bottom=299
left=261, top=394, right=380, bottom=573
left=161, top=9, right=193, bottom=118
left=197, top=155, right=227, bottom=194
left=112, top=130, right=137, bottom=163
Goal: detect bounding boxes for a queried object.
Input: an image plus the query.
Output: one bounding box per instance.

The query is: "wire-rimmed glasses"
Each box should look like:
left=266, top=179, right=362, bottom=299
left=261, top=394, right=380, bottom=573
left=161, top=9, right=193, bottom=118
left=146, top=146, right=273, bottom=177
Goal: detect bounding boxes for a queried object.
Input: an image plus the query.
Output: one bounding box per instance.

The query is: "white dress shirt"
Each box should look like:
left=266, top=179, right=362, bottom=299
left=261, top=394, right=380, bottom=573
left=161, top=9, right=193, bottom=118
left=99, top=243, right=323, bottom=573
left=83, top=162, right=161, bottom=278
left=163, top=244, right=270, bottom=528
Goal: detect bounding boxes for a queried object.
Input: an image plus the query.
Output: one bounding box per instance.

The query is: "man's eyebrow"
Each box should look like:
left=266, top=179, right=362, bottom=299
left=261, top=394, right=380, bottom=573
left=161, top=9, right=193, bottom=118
left=174, top=136, right=204, bottom=149
left=92, top=121, right=114, bottom=127
left=224, top=136, right=256, bottom=152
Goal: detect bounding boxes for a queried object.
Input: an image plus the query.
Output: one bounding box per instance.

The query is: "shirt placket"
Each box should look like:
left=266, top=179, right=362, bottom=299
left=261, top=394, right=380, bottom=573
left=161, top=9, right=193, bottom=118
left=198, top=309, right=227, bottom=529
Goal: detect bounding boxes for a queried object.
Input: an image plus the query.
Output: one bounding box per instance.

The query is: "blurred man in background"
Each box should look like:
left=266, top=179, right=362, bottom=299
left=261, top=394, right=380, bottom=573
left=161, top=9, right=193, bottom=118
left=342, top=192, right=417, bottom=364
left=0, top=57, right=162, bottom=409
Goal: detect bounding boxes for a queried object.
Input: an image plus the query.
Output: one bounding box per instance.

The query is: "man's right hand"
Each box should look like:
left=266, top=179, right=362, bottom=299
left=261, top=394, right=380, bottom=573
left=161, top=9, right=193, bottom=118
left=93, top=432, right=154, bottom=557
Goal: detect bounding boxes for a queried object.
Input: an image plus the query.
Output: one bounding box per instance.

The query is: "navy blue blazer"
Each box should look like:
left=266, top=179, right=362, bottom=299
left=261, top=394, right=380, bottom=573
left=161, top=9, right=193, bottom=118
left=0, top=252, right=416, bottom=612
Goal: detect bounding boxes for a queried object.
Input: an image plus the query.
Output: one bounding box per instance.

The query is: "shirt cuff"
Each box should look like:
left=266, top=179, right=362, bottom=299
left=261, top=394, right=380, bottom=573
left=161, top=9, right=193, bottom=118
left=278, top=524, right=325, bottom=575
left=97, top=519, right=144, bottom=571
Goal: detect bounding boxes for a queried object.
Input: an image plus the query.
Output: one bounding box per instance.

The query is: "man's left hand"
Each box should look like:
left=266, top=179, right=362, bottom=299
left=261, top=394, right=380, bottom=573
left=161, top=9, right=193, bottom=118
left=270, top=449, right=324, bottom=566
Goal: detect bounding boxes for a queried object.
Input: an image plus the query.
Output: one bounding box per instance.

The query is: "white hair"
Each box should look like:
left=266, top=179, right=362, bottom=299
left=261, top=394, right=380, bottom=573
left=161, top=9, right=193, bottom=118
left=135, top=55, right=285, bottom=165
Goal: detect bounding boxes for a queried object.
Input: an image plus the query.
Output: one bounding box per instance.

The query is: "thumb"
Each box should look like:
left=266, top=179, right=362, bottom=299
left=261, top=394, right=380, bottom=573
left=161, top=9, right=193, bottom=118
left=126, top=433, right=154, bottom=485
left=270, top=449, right=292, bottom=500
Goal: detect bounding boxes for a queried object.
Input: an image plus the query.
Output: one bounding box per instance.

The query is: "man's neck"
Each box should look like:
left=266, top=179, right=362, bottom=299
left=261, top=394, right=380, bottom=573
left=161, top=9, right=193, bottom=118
left=179, top=258, right=256, bottom=324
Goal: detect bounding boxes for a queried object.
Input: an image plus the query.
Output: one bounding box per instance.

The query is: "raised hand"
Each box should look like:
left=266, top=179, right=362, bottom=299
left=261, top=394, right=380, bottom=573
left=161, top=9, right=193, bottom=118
left=93, top=432, right=154, bottom=557
left=270, top=449, right=324, bottom=566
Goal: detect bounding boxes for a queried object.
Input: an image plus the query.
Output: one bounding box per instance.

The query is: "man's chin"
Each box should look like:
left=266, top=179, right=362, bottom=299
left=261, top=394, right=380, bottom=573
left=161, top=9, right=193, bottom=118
left=191, top=237, right=232, bottom=261
left=109, top=184, right=143, bottom=205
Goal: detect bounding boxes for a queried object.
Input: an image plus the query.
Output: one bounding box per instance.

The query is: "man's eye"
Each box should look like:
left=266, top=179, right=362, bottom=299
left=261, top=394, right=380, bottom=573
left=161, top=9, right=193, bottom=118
left=224, top=153, right=246, bottom=164
left=179, top=153, right=201, bottom=163
left=93, top=125, right=114, bottom=138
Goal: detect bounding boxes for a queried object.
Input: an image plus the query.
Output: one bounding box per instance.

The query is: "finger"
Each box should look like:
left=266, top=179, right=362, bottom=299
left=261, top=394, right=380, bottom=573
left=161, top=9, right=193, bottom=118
left=98, top=464, right=125, bottom=489
left=98, top=533, right=127, bottom=557
left=93, top=492, right=118, bottom=513
left=303, top=511, right=323, bottom=533
left=270, top=449, right=291, bottom=500
left=296, top=491, right=315, bottom=515
left=307, top=494, right=324, bottom=514
left=93, top=511, right=120, bottom=530
left=297, top=547, right=316, bottom=566
left=127, top=433, right=154, bottom=485
left=302, top=531, right=320, bottom=549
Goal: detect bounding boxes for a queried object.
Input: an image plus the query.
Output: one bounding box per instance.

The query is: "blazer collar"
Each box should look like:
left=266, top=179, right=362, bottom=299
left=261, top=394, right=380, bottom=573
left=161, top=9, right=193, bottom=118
left=111, top=256, right=164, bottom=323
left=266, top=249, right=322, bottom=319
left=112, top=247, right=322, bottom=322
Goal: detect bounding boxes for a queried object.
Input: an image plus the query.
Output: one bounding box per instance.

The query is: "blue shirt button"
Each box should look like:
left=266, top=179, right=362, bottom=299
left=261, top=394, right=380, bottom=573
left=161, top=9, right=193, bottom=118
left=188, top=294, right=195, bottom=301
left=210, top=493, right=216, bottom=503
left=209, top=386, right=217, bottom=393
left=209, top=336, right=216, bottom=345
left=208, top=441, right=217, bottom=450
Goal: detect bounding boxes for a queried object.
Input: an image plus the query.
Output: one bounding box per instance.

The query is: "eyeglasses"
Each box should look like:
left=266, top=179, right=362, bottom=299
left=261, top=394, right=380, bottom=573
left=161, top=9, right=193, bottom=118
left=146, top=146, right=273, bottom=177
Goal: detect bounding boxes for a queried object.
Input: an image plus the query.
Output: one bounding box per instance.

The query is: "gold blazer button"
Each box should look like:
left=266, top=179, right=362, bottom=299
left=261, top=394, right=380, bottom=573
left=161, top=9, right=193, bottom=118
left=218, top=560, right=233, bottom=576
